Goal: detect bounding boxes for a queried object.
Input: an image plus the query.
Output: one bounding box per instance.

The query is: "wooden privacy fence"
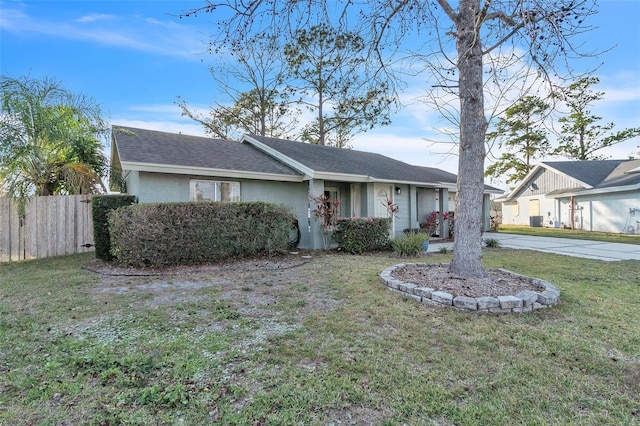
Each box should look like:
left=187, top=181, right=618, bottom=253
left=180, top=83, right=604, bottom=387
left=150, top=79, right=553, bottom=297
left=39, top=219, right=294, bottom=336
left=0, top=195, right=95, bottom=262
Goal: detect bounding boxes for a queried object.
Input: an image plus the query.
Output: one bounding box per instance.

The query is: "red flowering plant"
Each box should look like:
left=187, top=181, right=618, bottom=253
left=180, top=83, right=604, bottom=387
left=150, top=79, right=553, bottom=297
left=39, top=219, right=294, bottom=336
left=383, top=197, right=399, bottom=218
left=420, top=211, right=449, bottom=236
left=310, top=193, right=341, bottom=249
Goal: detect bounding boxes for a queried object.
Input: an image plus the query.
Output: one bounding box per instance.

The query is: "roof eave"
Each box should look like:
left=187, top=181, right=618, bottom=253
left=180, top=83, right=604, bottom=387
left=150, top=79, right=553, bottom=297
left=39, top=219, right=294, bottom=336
left=368, top=177, right=459, bottom=190
left=313, top=171, right=371, bottom=182
left=110, top=133, right=121, bottom=170
left=546, top=183, right=640, bottom=198
left=484, top=187, right=505, bottom=195
left=120, top=161, right=304, bottom=182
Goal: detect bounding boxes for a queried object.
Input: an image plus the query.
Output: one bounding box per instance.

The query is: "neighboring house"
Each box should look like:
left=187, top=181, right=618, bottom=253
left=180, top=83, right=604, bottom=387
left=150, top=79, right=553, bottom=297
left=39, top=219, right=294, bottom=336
left=110, top=126, right=502, bottom=249
left=497, top=159, right=640, bottom=234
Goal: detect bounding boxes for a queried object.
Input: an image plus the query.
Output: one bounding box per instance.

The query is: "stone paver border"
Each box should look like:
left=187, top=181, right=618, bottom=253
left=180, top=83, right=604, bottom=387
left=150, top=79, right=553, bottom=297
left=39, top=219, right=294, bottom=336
left=380, top=263, right=560, bottom=313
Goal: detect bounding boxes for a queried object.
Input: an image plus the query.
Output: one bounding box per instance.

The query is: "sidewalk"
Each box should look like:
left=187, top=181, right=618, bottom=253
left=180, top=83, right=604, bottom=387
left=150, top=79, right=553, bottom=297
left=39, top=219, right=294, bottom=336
left=427, top=233, right=640, bottom=262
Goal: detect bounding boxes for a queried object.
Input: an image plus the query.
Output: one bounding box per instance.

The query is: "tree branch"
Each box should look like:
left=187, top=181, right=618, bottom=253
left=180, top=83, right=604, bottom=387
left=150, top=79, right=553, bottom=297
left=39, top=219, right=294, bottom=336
left=436, top=0, right=457, bottom=22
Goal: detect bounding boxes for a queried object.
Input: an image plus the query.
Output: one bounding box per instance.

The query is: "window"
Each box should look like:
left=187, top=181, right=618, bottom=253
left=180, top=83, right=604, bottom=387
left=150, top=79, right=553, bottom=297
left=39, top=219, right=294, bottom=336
left=529, top=199, right=540, bottom=216
left=190, top=180, right=240, bottom=202
left=512, top=201, right=519, bottom=217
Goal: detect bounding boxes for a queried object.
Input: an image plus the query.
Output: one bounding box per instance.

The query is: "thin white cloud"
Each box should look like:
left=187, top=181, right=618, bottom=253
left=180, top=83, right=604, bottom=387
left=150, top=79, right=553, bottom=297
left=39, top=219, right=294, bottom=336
left=601, top=86, right=640, bottom=103
left=129, top=104, right=186, bottom=114
left=112, top=102, right=209, bottom=137
left=351, top=131, right=459, bottom=172
left=0, top=8, right=28, bottom=31
left=1, top=6, right=208, bottom=60
left=75, top=13, right=115, bottom=23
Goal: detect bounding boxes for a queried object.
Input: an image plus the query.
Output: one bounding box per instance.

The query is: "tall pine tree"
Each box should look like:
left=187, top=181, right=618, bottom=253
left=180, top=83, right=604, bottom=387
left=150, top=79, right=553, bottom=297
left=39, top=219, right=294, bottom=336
left=486, top=96, right=550, bottom=185
left=554, top=77, right=640, bottom=160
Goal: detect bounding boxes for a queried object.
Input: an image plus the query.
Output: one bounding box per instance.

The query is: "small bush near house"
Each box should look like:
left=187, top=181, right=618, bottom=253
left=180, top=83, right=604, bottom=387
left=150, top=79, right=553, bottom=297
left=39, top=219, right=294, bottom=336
left=484, top=238, right=500, bottom=248
left=108, top=202, right=295, bottom=268
left=333, top=217, right=391, bottom=253
left=92, top=195, right=137, bottom=261
left=391, top=232, right=430, bottom=257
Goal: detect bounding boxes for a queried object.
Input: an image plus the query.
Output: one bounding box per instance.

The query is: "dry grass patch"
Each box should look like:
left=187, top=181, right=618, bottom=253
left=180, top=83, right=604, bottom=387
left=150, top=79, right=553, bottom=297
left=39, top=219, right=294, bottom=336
left=0, top=250, right=638, bottom=425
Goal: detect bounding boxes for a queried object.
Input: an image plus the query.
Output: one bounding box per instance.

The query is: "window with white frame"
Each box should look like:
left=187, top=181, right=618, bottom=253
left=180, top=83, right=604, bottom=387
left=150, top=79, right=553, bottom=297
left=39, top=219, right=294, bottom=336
left=190, top=180, right=240, bottom=202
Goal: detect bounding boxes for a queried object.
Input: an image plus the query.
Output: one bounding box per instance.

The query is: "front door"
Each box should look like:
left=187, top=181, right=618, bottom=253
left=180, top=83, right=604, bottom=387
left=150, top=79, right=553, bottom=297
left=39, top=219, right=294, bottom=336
left=374, top=184, right=394, bottom=235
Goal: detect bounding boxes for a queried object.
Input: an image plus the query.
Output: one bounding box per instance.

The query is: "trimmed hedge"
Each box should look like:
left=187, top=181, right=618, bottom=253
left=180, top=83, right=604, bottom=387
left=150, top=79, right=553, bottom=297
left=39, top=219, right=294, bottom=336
left=92, top=195, right=136, bottom=261
left=333, top=217, right=391, bottom=253
left=108, top=202, right=296, bottom=268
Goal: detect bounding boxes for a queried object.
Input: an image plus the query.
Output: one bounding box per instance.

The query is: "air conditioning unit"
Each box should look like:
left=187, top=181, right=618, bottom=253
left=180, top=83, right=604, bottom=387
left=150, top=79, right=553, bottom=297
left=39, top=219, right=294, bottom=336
left=529, top=216, right=543, bottom=227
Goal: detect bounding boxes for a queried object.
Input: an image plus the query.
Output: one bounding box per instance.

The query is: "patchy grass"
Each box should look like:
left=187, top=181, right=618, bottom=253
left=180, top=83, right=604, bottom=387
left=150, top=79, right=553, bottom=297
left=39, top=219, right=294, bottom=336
left=1, top=251, right=639, bottom=425
left=498, top=225, right=640, bottom=244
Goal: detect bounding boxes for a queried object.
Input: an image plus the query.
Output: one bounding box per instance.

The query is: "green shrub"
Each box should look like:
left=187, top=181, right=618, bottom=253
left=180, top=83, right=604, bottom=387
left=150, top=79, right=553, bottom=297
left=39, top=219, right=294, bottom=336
left=108, top=202, right=295, bottom=268
left=484, top=238, right=500, bottom=248
left=392, top=232, right=430, bottom=257
left=333, top=217, right=391, bottom=253
left=92, top=195, right=136, bottom=261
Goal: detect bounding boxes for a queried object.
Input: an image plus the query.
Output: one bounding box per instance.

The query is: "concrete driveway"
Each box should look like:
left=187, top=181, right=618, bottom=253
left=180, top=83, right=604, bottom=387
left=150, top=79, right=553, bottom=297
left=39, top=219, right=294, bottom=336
left=428, top=233, right=640, bottom=261
left=481, top=233, right=640, bottom=261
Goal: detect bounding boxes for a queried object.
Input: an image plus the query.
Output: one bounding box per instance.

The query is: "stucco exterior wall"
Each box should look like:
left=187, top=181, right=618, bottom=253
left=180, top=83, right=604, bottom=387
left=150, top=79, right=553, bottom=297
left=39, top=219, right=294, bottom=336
left=574, top=192, right=640, bottom=233
left=501, top=194, right=558, bottom=227
left=125, top=170, right=140, bottom=200
left=501, top=190, right=640, bottom=233
left=135, top=172, right=191, bottom=203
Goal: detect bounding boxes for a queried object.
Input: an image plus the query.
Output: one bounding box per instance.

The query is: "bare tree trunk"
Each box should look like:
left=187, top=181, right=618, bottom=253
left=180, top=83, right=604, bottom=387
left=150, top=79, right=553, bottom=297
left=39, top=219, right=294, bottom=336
left=449, top=0, right=486, bottom=278
left=259, top=91, right=267, bottom=136
left=318, top=85, right=325, bottom=146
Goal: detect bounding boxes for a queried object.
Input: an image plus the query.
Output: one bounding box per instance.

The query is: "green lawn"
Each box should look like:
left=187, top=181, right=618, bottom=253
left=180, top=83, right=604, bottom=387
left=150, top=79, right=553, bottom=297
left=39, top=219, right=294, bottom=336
left=1, top=251, right=639, bottom=425
left=498, top=224, right=640, bottom=245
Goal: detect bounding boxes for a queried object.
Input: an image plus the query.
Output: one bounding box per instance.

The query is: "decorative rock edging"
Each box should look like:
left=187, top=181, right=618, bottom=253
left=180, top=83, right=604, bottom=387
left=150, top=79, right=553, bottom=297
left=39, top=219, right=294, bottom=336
left=380, top=263, right=560, bottom=314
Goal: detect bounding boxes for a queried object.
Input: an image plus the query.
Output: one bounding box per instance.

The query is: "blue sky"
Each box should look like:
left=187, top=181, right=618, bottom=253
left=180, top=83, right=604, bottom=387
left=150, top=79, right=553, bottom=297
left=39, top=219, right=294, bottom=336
left=1, top=0, right=639, bottom=190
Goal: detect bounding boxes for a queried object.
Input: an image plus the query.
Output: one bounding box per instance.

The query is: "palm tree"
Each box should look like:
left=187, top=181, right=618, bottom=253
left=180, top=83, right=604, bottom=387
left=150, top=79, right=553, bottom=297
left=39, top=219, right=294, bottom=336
left=0, top=76, right=108, bottom=211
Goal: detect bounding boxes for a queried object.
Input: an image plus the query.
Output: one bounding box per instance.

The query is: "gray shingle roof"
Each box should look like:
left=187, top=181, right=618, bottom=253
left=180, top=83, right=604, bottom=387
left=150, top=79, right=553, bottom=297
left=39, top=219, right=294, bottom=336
left=112, top=127, right=501, bottom=191
left=544, top=159, right=640, bottom=189
left=594, top=160, right=640, bottom=188
left=246, top=135, right=430, bottom=180
left=246, top=134, right=476, bottom=187
left=112, top=126, right=301, bottom=177
left=412, top=166, right=458, bottom=185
